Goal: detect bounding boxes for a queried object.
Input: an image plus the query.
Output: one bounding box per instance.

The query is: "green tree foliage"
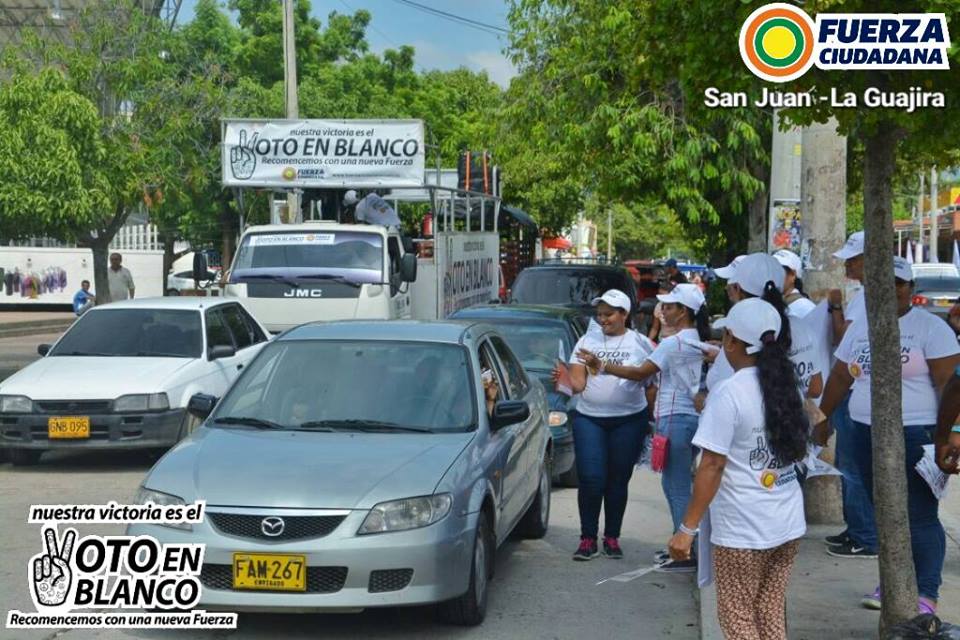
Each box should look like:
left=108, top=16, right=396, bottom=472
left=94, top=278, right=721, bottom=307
left=591, top=200, right=700, bottom=262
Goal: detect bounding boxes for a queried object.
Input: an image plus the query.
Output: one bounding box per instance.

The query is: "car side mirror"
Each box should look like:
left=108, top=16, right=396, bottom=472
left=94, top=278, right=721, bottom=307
left=400, top=253, right=417, bottom=283
left=491, top=400, right=530, bottom=430
left=187, top=393, right=217, bottom=420
left=192, top=253, right=209, bottom=283
left=208, top=345, right=236, bottom=361
left=37, top=344, right=51, bottom=356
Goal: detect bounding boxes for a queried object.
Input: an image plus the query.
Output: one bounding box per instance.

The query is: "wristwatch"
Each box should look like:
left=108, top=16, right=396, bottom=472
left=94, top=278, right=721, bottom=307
left=828, top=303, right=843, bottom=313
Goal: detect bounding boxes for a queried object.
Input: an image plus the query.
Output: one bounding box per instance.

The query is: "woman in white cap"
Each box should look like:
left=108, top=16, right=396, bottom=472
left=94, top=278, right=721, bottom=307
left=576, top=283, right=711, bottom=572
left=553, top=289, right=651, bottom=561
left=667, top=298, right=808, bottom=640
left=818, top=256, right=960, bottom=613
left=772, top=249, right=815, bottom=318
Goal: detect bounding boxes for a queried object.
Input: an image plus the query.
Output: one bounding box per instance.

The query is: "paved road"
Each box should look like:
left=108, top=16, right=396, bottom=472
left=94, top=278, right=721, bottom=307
left=0, top=339, right=698, bottom=640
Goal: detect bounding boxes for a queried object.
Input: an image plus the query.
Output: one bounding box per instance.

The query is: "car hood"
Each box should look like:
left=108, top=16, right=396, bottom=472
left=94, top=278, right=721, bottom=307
left=1, top=357, right=194, bottom=399
left=145, top=427, right=476, bottom=509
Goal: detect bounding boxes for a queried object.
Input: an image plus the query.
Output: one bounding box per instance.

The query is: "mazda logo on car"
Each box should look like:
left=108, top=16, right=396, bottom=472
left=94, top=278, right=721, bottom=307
left=261, top=517, right=285, bottom=537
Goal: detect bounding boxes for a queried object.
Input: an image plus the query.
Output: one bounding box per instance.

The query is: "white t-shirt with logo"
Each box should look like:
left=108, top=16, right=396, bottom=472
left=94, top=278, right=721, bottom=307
left=835, top=307, right=960, bottom=426
left=693, top=367, right=806, bottom=550
left=647, top=328, right=703, bottom=418
left=569, top=330, right=650, bottom=417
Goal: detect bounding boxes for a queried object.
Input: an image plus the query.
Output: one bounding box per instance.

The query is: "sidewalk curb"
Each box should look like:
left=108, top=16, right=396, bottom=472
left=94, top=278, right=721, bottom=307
left=699, top=583, right=722, bottom=640
left=0, top=319, right=73, bottom=339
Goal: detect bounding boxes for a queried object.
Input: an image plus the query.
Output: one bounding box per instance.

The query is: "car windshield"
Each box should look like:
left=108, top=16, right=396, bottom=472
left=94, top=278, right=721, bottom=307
left=232, top=231, right=383, bottom=282
left=212, top=340, right=476, bottom=432
left=915, top=276, right=960, bottom=292
left=511, top=269, right=629, bottom=305
left=479, top=321, right=571, bottom=373
left=50, top=309, right=202, bottom=358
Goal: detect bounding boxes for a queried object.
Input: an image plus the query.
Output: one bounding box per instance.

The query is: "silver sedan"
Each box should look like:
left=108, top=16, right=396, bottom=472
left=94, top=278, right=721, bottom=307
left=128, top=320, right=553, bottom=626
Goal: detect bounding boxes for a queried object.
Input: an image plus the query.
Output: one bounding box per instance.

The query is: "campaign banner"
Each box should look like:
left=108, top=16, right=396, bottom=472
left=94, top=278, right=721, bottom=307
left=222, top=119, right=425, bottom=188
left=438, top=233, right=499, bottom=318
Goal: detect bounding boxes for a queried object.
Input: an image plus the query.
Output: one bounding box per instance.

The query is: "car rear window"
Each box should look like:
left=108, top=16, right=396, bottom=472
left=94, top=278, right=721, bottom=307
left=915, top=276, right=960, bottom=292
left=511, top=269, right=631, bottom=306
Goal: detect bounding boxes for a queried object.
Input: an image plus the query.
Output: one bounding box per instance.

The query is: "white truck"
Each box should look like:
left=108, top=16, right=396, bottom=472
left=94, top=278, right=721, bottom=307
left=221, top=199, right=501, bottom=332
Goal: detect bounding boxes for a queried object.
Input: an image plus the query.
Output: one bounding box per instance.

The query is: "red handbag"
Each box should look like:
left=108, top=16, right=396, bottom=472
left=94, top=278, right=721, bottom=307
left=650, top=432, right=669, bottom=472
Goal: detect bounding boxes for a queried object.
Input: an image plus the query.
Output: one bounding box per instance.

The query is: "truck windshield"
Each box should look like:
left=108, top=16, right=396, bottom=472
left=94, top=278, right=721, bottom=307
left=232, top=231, right=383, bottom=281
left=212, top=340, right=477, bottom=432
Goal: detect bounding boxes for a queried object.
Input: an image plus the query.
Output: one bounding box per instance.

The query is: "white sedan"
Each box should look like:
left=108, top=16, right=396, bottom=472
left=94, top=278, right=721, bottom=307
left=0, top=298, right=269, bottom=465
left=166, top=268, right=220, bottom=295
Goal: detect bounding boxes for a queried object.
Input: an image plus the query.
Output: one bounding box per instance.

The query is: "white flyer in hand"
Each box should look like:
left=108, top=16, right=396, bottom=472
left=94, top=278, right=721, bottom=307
left=916, top=444, right=949, bottom=500
left=802, top=445, right=842, bottom=478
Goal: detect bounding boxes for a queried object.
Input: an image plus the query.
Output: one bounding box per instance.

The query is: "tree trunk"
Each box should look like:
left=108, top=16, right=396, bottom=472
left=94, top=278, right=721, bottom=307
left=161, top=230, right=177, bottom=295
left=91, top=240, right=112, bottom=305
left=220, top=202, right=238, bottom=273
left=862, top=125, right=917, bottom=635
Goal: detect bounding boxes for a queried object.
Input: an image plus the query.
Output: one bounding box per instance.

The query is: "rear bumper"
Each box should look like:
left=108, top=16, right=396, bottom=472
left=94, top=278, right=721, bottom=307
left=0, top=408, right=186, bottom=450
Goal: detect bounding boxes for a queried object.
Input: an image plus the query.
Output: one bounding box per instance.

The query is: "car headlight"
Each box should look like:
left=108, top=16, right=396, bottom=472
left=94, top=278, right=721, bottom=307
left=133, top=486, right=191, bottom=531
left=114, top=393, right=170, bottom=413
left=0, top=395, right=32, bottom=413
left=358, top=494, right=453, bottom=535
left=548, top=411, right=568, bottom=427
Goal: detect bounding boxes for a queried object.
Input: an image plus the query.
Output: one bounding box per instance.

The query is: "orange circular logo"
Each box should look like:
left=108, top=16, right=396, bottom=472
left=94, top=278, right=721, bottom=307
left=760, top=470, right=778, bottom=489
left=739, top=3, right=816, bottom=82
left=281, top=167, right=297, bottom=181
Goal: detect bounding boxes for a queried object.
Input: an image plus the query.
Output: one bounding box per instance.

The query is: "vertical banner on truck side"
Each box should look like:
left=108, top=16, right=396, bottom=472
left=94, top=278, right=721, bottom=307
left=221, top=119, right=425, bottom=188
left=438, top=233, right=499, bottom=318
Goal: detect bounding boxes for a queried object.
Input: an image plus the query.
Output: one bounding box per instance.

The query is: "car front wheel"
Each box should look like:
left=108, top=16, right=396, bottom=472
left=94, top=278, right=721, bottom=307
left=437, top=510, right=492, bottom=626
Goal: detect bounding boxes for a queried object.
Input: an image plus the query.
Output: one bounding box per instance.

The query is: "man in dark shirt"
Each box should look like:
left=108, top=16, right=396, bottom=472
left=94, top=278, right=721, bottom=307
left=664, top=258, right=688, bottom=284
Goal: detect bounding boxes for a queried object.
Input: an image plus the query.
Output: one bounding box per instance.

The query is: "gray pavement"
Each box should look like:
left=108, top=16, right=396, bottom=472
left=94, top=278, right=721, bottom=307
left=0, top=452, right=698, bottom=640
left=0, top=332, right=62, bottom=382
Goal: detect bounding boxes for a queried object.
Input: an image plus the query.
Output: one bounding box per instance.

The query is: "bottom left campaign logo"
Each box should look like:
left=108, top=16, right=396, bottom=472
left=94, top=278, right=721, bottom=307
left=7, top=507, right=236, bottom=630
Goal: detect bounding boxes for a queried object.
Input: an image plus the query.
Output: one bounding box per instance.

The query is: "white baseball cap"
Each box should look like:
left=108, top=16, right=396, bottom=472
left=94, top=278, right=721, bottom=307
left=729, top=253, right=785, bottom=297
left=714, top=255, right=746, bottom=280
left=894, top=255, right=914, bottom=282
left=656, top=283, right=705, bottom=312
left=343, top=190, right=359, bottom=206
left=591, top=289, right=632, bottom=314
left=773, top=249, right=803, bottom=278
left=724, top=298, right=782, bottom=355
left=833, top=231, right=864, bottom=260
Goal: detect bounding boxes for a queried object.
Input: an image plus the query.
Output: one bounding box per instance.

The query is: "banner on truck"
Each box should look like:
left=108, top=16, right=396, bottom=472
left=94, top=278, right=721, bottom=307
left=439, top=233, right=499, bottom=318
left=222, top=119, right=425, bottom=188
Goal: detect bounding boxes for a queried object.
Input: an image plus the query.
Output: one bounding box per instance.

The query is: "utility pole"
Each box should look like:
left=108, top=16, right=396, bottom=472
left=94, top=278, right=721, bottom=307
left=606, top=208, right=612, bottom=262
left=918, top=172, right=925, bottom=263
left=799, top=116, right=846, bottom=525
left=282, top=0, right=301, bottom=224
left=931, top=167, right=939, bottom=262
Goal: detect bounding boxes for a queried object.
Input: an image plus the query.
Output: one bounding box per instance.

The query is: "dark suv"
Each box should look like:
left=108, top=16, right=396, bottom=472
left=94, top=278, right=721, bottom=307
left=509, top=263, right=640, bottom=326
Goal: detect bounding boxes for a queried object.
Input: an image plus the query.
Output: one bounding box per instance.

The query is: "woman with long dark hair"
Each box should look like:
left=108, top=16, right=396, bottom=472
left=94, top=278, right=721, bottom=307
left=773, top=249, right=815, bottom=318
left=576, top=283, right=711, bottom=572
left=667, top=298, right=808, bottom=640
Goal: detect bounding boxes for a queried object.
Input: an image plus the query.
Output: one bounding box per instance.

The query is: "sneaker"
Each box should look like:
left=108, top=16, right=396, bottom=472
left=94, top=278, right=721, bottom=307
left=918, top=597, right=937, bottom=615
left=861, top=586, right=881, bottom=610
left=653, top=549, right=670, bottom=563
left=655, top=558, right=697, bottom=573
left=573, top=537, right=600, bottom=561
left=826, top=542, right=878, bottom=559
left=603, top=536, right=623, bottom=559
left=825, top=531, right=852, bottom=547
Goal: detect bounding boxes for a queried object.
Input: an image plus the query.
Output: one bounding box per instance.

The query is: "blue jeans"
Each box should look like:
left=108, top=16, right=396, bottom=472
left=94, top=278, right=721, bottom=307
left=849, top=421, right=946, bottom=601
left=656, top=413, right=700, bottom=532
left=572, top=410, right=648, bottom=539
left=834, top=393, right=878, bottom=551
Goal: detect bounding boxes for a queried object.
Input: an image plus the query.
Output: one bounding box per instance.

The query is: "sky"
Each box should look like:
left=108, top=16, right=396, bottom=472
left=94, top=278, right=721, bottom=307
left=175, top=0, right=519, bottom=87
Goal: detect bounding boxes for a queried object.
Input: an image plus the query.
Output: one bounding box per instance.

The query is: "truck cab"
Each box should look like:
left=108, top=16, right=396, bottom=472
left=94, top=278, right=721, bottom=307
left=222, top=222, right=416, bottom=333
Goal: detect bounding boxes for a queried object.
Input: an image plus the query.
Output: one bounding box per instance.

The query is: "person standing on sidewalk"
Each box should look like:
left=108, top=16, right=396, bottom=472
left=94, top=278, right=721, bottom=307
left=822, top=231, right=879, bottom=560
left=818, top=256, right=960, bottom=613
left=108, top=253, right=135, bottom=302
left=667, top=298, right=808, bottom=640
left=553, top=290, right=650, bottom=561
left=772, top=249, right=815, bottom=319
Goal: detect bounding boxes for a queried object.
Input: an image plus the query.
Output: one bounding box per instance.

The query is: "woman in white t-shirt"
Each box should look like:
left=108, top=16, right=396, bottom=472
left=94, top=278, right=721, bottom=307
left=667, top=298, right=808, bottom=640
left=552, top=289, right=651, bottom=561
left=580, top=283, right=712, bottom=572
left=773, top=249, right=816, bottom=319
left=818, top=256, right=960, bottom=614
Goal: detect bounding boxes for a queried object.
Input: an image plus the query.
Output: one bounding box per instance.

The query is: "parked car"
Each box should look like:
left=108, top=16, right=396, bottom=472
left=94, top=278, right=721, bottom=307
left=0, top=298, right=270, bottom=465
left=912, top=274, right=960, bottom=318
left=166, top=268, right=220, bottom=295
left=509, top=263, right=640, bottom=326
left=450, top=304, right=584, bottom=486
left=912, top=263, right=960, bottom=279
left=128, top=320, right=552, bottom=626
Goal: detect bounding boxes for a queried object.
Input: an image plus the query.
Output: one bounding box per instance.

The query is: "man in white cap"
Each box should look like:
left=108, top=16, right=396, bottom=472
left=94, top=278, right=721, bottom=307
left=822, top=229, right=877, bottom=561
left=342, top=190, right=401, bottom=228
left=773, top=249, right=815, bottom=318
